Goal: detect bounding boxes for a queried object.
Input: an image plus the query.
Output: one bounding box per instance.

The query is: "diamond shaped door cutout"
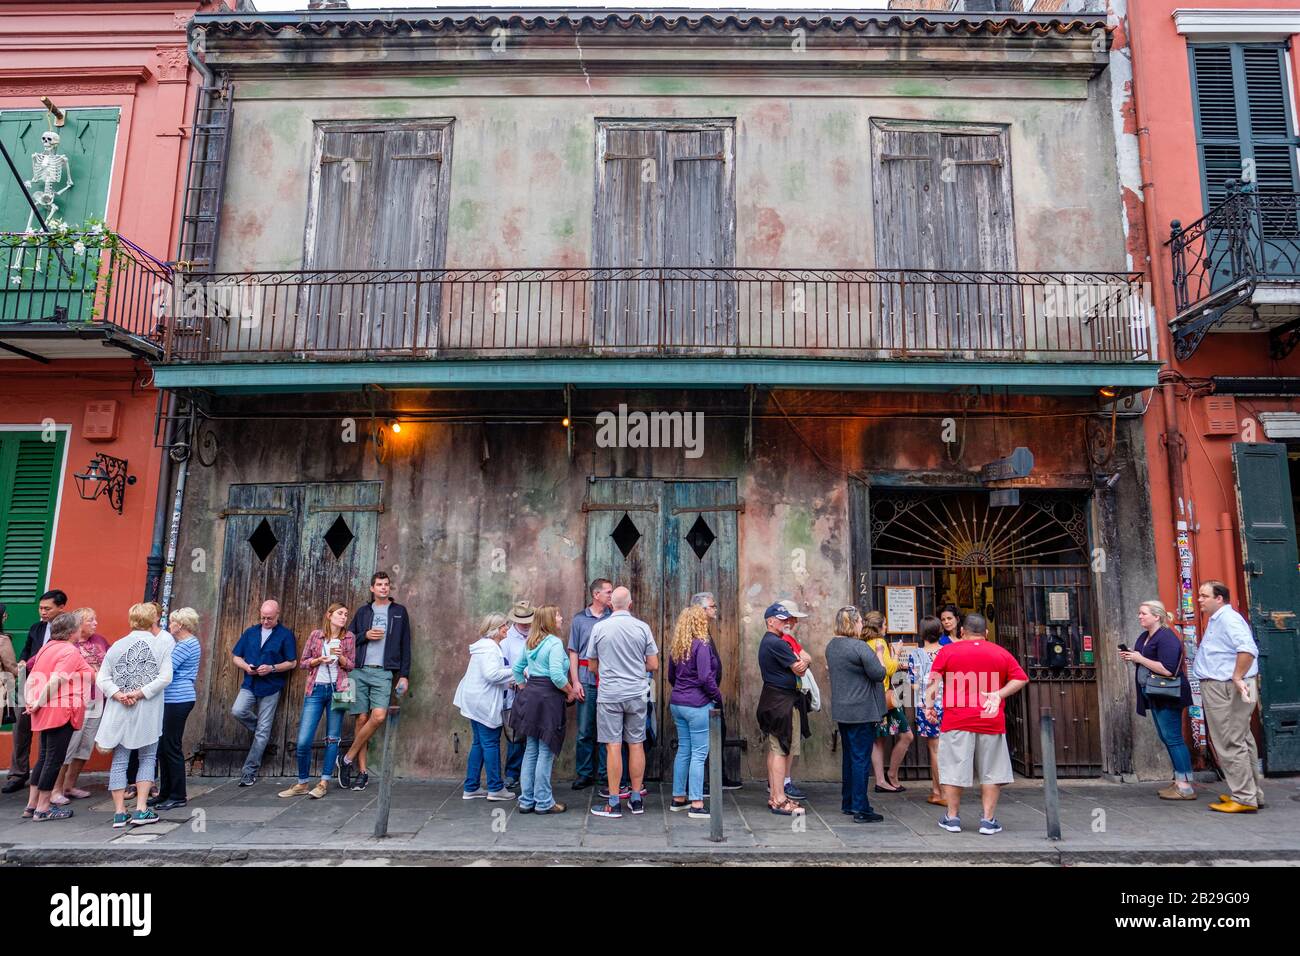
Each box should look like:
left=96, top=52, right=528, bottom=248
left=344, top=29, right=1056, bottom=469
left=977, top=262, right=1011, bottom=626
left=248, top=518, right=278, bottom=563
left=611, top=513, right=642, bottom=558
left=685, top=515, right=716, bottom=560
left=324, top=514, right=355, bottom=559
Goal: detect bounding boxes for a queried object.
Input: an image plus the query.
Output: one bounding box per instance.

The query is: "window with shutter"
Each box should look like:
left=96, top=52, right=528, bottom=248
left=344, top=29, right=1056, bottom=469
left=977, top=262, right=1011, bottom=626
left=0, top=430, right=67, bottom=641
left=1190, top=43, right=1299, bottom=213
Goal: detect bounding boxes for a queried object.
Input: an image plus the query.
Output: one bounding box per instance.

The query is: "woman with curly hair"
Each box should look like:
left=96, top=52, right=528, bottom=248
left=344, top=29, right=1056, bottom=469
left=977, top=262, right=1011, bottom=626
left=666, top=604, right=722, bottom=818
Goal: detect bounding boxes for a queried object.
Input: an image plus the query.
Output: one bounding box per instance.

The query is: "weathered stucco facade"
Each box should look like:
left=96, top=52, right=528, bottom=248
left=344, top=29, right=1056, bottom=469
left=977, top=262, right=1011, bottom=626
left=160, top=10, right=1167, bottom=782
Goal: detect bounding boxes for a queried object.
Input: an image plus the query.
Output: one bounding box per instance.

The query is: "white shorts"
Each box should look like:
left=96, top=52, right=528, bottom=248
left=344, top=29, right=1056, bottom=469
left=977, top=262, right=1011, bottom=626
left=938, top=730, right=1013, bottom=787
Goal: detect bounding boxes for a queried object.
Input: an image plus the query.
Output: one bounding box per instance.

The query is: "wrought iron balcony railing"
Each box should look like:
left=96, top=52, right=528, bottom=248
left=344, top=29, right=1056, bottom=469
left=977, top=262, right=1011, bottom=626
left=0, top=231, right=172, bottom=341
left=1168, top=185, right=1300, bottom=316
left=159, top=267, right=1151, bottom=364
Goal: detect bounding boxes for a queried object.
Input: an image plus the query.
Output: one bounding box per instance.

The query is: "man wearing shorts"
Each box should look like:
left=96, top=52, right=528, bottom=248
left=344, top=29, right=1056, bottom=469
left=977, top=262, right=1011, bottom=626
left=337, top=572, right=411, bottom=791
left=924, top=613, right=1027, bottom=835
left=587, top=586, right=658, bottom=819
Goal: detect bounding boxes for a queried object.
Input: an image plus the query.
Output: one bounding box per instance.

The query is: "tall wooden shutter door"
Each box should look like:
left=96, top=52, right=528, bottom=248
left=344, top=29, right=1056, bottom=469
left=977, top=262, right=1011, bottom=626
left=593, top=128, right=663, bottom=348
left=1240, top=47, right=1298, bottom=201
left=664, top=128, right=735, bottom=349
left=0, top=432, right=65, bottom=640
left=1191, top=46, right=1242, bottom=210
left=1232, top=442, right=1300, bottom=773
left=304, top=130, right=382, bottom=352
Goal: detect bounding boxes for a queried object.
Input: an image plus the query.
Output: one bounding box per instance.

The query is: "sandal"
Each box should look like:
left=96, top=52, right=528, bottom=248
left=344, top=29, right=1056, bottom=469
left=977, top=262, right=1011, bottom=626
left=34, top=805, right=73, bottom=821
left=769, top=798, right=805, bottom=816
left=66, top=788, right=93, bottom=800
left=21, top=805, right=36, bottom=819
left=123, top=786, right=137, bottom=800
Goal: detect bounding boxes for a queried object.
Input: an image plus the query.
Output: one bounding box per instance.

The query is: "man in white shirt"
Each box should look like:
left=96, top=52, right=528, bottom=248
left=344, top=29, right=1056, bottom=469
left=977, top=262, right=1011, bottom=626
left=1192, top=580, right=1264, bottom=812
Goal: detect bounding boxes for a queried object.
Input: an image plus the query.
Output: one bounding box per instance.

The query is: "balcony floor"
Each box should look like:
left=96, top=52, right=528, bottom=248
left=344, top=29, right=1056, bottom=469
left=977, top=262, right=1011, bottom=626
left=150, top=356, right=1161, bottom=395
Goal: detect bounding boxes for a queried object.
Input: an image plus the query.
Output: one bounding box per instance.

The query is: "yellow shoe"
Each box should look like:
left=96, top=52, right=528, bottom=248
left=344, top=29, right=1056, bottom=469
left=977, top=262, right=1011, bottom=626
left=277, top=782, right=312, bottom=798
left=1208, top=799, right=1257, bottom=813
left=309, top=780, right=328, bottom=799
left=1219, top=794, right=1266, bottom=808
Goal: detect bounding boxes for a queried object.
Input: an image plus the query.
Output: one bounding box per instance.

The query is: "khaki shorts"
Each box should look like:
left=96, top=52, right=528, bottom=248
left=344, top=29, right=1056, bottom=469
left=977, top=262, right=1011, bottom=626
left=597, top=697, right=647, bottom=744
left=350, top=666, right=393, bottom=715
left=938, top=729, right=1013, bottom=787
left=64, top=712, right=103, bottom=764
left=767, top=707, right=802, bottom=757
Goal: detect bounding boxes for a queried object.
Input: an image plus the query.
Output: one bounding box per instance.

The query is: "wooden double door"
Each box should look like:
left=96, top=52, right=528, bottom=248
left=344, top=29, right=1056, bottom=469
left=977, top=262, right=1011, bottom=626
left=583, top=478, right=740, bottom=778
left=200, top=481, right=382, bottom=776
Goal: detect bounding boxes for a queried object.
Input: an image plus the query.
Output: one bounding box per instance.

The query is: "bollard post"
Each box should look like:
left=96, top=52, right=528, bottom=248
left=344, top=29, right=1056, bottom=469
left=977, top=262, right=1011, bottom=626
left=1040, top=707, right=1061, bottom=841
left=709, top=708, right=725, bottom=843
left=372, top=702, right=402, bottom=839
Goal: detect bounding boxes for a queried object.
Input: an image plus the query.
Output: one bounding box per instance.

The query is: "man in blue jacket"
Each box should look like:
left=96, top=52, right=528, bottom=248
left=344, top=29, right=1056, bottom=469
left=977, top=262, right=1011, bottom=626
left=337, top=572, right=411, bottom=791
left=230, top=599, right=298, bottom=787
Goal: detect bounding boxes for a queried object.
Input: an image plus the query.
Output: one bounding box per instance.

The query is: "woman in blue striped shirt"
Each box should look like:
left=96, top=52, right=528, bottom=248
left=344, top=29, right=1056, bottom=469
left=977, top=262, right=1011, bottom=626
left=154, top=607, right=202, bottom=811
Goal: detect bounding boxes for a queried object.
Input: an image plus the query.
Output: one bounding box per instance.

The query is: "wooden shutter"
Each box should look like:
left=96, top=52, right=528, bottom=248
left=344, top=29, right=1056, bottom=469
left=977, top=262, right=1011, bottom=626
left=1232, top=442, right=1300, bottom=773
left=593, top=127, right=663, bottom=348
left=0, top=431, right=66, bottom=641
left=1191, top=44, right=1299, bottom=212
left=0, top=109, right=118, bottom=232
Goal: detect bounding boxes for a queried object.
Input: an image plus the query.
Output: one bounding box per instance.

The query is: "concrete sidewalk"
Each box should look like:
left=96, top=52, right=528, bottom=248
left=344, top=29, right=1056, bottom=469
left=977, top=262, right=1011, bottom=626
left=3, top=774, right=1298, bottom=865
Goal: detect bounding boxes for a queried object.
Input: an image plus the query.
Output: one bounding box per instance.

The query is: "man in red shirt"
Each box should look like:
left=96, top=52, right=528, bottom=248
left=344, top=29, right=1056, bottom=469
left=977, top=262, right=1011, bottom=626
left=923, top=613, right=1028, bottom=835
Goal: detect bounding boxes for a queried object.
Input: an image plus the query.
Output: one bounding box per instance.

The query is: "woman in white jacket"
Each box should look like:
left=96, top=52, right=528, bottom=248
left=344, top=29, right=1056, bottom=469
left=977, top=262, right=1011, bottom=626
left=453, top=612, right=516, bottom=801
left=95, top=603, right=174, bottom=828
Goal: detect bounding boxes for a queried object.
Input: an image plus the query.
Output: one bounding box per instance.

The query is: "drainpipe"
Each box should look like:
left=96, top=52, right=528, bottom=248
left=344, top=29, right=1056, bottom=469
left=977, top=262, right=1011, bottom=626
left=144, top=392, right=178, bottom=603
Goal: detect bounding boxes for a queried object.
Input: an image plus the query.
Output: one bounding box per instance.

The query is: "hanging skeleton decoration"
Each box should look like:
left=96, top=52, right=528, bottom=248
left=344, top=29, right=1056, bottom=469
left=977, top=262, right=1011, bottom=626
left=11, top=130, right=74, bottom=278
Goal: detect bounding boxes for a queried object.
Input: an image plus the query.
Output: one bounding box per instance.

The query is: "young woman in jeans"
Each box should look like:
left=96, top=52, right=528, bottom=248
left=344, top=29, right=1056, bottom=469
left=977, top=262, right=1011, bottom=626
left=667, top=605, right=721, bottom=819
left=508, top=605, right=575, bottom=814
left=279, top=604, right=355, bottom=800
left=1120, top=600, right=1196, bottom=800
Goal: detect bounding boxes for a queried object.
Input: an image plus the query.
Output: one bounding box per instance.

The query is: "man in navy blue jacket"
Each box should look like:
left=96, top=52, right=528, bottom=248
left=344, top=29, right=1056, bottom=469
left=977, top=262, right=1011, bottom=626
left=336, top=572, right=411, bottom=791
left=230, top=599, right=297, bottom=787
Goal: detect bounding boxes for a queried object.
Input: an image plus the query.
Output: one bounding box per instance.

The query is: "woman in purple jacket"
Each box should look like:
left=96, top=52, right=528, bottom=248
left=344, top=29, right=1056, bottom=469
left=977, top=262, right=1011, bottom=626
left=667, top=605, right=722, bottom=819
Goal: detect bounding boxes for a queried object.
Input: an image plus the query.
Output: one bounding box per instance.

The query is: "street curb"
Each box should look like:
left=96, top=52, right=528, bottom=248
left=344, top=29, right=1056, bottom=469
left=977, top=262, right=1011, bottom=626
left=6, top=843, right=1300, bottom=866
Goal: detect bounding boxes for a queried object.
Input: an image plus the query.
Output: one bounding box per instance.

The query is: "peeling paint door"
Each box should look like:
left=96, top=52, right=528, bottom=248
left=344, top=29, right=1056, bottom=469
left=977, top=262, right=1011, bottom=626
left=303, top=121, right=451, bottom=355
left=583, top=478, right=739, bottom=779
left=593, top=121, right=736, bottom=352
left=202, top=481, right=382, bottom=776
left=871, top=121, right=1017, bottom=354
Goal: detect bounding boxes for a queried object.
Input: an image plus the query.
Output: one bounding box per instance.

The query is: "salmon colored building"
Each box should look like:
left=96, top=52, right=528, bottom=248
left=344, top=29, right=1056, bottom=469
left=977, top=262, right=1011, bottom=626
left=0, top=1, right=222, bottom=768
left=1124, top=1, right=1300, bottom=773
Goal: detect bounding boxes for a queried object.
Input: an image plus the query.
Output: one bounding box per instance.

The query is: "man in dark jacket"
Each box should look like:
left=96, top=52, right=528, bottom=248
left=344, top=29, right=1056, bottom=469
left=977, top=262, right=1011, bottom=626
left=3, top=589, right=67, bottom=793
left=337, top=572, right=411, bottom=791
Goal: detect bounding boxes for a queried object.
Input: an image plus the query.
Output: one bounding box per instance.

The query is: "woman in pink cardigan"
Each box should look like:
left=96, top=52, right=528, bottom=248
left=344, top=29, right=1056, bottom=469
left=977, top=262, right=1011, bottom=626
left=23, top=611, right=97, bottom=821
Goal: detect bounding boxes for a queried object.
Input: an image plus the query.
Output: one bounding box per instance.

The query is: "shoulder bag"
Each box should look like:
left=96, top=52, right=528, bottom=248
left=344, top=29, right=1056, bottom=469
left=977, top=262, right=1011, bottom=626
left=1141, top=635, right=1185, bottom=701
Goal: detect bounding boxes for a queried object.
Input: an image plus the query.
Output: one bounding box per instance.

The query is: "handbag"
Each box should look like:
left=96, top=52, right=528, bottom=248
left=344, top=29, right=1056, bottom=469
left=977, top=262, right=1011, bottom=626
left=1141, top=638, right=1185, bottom=701
left=331, top=683, right=355, bottom=710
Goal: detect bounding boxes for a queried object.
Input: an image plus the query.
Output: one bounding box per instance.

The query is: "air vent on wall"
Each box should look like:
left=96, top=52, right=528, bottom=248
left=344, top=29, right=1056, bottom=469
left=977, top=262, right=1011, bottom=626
left=1203, top=396, right=1238, bottom=436
left=82, top=400, right=119, bottom=441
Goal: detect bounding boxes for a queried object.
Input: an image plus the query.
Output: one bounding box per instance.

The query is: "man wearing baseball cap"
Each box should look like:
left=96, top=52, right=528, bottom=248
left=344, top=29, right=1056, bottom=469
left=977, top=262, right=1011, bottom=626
left=500, top=601, right=534, bottom=790
left=756, top=602, right=811, bottom=815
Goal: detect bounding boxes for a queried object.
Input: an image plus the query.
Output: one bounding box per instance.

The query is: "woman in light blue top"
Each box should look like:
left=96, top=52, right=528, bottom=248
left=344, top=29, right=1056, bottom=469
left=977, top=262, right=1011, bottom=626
left=155, top=607, right=202, bottom=810
left=507, top=605, right=575, bottom=814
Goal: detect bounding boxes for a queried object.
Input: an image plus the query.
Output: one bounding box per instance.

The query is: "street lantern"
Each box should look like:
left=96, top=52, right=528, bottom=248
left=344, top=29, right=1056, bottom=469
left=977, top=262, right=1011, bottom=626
left=73, top=453, right=136, bottom=514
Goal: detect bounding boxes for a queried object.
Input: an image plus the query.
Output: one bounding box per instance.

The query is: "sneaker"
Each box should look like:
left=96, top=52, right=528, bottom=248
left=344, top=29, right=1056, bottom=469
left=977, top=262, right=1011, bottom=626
left=504, top=779, right=521, bottom=793
left=238, top=774, right=256, bottom=788
left=111, top=812, right=131, bottom=829
left=670, top=799, right=691, bottom=812
left=486, top=790, right=517, bottom=801
left=34, top=806, right=74, bottom=821
left=629, top=797, right=645, bottom=814
left=131, top=810, right=160, bottom=826
left=938, top=814, right=962, bottom=833
left=854, top=811, right=885, bottom=823
left=598, top=785, right=632, bottom=801
left=517, top=805, right=535, bottom=814
left=278, top=782, right=312, bottom=798
left=336, top=755, right=355, bottom=790
left=979, top=818, right=1003, bottom=835
left=783, top=782, right=808, bottom=800
left=590, top=802, right=622, bottom=819
left=723, top=779, right=743, bottom=791
left=688, top=806, right=710, bottom=819
left=308, top=781, right=328, bottom=799
left=462, top=789, right=488, bottom=800
left=351, top=772, right=369, bottom=792
left=156, top=799, right=188, bottom=811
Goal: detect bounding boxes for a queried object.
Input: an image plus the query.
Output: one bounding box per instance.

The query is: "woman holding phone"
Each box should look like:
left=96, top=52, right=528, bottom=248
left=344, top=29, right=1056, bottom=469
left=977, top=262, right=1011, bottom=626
left=1119, top=600, right=1194, bottom=800
left=279, top=604, right=355, bottom=799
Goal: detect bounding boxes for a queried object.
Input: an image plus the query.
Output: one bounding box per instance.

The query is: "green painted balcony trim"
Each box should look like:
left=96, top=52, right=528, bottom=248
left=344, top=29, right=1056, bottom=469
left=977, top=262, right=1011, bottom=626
left=151, top=358, right=1161, bottom=395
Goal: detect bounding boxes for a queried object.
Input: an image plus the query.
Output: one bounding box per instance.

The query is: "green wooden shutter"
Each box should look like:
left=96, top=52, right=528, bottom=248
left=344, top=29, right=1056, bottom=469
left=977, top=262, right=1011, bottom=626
left=0, top=430, right=66, bottom=643
left=1232, top=442, right=1300, bottom=773
left=0, top=108, right=119, bottom=231
left=1190, top=44, right=1299, bottom=212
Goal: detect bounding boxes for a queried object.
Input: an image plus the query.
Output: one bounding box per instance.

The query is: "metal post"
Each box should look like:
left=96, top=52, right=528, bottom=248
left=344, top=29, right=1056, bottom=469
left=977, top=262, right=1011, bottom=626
left=372, top=702, right=402, bottom=838
left=1040, top=707, right=1061, bottom=841
left=709, top=708, right=724, bottom=843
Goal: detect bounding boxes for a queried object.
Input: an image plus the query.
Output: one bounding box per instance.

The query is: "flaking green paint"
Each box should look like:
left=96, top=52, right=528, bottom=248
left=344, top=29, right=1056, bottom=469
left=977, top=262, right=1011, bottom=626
left=563, top=124, right=589, bottom=176
left=406, top=76, right=460, bottom=91
left=891, top=79, right=946, bottom=98
left=550, top=214, right=576, bottom=239
left=459, top=158, right=481, bottom=188
left=639, top=77, right=692, bottom=96
left=451, top=198, right=484, bottom=232
left=264, top=107, right=303, bottom=147
left=376, top=100, right=411, bottom=116
left=820, top=112, right=853, bottom=145
left=781, top=161, right=807, bottom=201
left=781, top=505, right=816, bottom=558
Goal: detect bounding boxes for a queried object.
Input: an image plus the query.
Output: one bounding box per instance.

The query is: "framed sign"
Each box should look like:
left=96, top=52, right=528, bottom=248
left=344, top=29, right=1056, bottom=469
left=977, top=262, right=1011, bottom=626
left=1048, top=591, right=1070, bottom=622
left=884, top=586, right=918, bottom=635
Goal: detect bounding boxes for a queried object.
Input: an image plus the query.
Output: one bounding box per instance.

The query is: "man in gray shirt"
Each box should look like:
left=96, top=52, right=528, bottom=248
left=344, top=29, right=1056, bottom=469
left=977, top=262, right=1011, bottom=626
left=588, top=586, right=658, bottom=818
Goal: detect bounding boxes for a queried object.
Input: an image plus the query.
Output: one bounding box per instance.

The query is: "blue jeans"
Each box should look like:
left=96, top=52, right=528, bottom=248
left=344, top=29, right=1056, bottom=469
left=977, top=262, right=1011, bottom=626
left=574, top=684, right=607, bottom=780
left=1150, top=705, right=1193, bottom=782
left=465, top=719, right=504, bottom=794
left=839, top=722, right=876, bottom=815
left=296, top=683, right=345, bottom=783
left=504, top=736, right=525, bottom=784
left=520, top=737, right=556, bottom=811
left=670, top=703, right=711, bottom=802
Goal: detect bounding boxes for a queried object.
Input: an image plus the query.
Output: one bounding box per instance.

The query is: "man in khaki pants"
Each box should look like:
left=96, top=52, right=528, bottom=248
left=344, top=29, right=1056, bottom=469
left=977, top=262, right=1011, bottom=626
left=1193, top=581, right=1264, bottom=813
